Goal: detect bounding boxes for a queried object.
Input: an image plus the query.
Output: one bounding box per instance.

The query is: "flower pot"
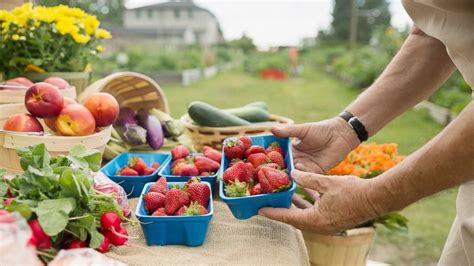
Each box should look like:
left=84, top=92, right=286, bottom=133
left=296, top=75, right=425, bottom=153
left=25, top=71, right=91, bottom=96
left=303, top=227, right=376, bottom=266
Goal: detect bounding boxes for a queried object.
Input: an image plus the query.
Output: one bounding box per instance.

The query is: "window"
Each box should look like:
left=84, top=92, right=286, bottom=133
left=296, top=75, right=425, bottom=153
left=174, top=9, right=180, bottom=18
left=148, top=9, right=153, bottom=18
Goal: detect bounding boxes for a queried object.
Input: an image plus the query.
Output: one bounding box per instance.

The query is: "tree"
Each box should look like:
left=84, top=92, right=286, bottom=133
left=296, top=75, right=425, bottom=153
left=229, top=34, right=257, bottom=54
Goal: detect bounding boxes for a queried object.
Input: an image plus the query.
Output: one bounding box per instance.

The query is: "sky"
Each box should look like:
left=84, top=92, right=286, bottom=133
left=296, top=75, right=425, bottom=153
left=125, top=0, right=413, bottom=48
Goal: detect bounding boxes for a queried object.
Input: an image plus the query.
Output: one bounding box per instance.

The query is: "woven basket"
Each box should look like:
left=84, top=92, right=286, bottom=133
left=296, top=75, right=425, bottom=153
left=303, top=227, right=376, bottom=266
left=25, top=72, right=90, bottom=96
left=79, top=72, right=169, bottom=113
left=0, top=85, right=77, bottom=104
left=0, top=103, right=111, bottom=174
left=180, top=114, right=294, bottom=150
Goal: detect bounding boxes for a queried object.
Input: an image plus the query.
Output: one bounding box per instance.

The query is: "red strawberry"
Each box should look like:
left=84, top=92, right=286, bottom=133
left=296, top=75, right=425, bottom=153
left=144, top=192, right=166, bottom=214
left=143, top=167, right=155, bottom=175
left=176, top=206, right=186, bottom=216
left=255, top=162, right=281, bottom=175
left=223, top=161, right=248, bottom=184
left=245, top=145, right=265, bottom=158
left=172, top=158, right=186, bottom=169
left=265, top=142, right=284, bottom=156
left=151, top=162, right=160, bottom=170
left=152, top=207, right=167, bottom=216
left=165, top=188, right=190, bottom=215
left=188, top=182, right=210, bottom=208
left=239, top=136, right=252, bottom=150
left=194, top=156, right=220, bottom=173
left=257, top=166, right=291, bottom=194
left=184, top=177, right=201, bottom=189
left=171, top=145, right=190, bottom=160
left=223, top=139, right=245, bottom=159
left=203, top=146, right=222, bottom=163
left=244, top=162, right=255, bottom=182
left=119, top=167, right=138, bottom=176
left=180, top=164, right=199, bottom=176
left=149, top=177, right=168, bottom=195
left=267, top=151, right=285, bottom=168
left=250, top=183, right=262, bottom=195
left=200, top=172, right=210, bottom=176
left=247, top=153, right=270, bottom=168
left=176, top=202, right=208, bottom=216
left=128, top=157, right=147, bottom=175
left=224, top=180, right=250, bottom=197
left=229, top=158, right=243, bottom=167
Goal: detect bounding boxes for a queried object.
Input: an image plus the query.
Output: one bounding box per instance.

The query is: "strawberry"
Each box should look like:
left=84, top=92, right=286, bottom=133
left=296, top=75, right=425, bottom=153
left=184, top=177, right=201, bottom=189
left=250, top=183, right=262, bottom=195
left=223, top=139, right=245, bottom=159
left=245, top=145, right=265, bottom=158
left=224, top=180, right=250, bottom=197
left=244, top=162, right=255, bottom=182
left=149, top=177, right=168, bottom=195
left=239, top=136, right=252, bottom=150
left=257, top=166, right=291, bottom=194
left=128, top=157, right=147, bottom=175
left=255, top=162, right=281, bottom=175
left=194, top=156, right=220, bottom=173
left=119, top=167, right=138, bottom=176
left=171, top=145, right=190, bottom=160
left=200, top=172, right=210, bottom=176
left=188, top=182, right=210, bottom=208
left=172, top=158, right=186, bottom=169
left=223, top=161, right=249, bottom=183
left=229, top=158, right=243, bottom=167
left=151, top=162, right=160, bottom=170
left=152, top=207, right=167, bottom=216
left=203, top=146, right=222, bottom=163
left=144, top=192, right=165, bottom=214
left=143, top=167, right=155, bottom=176
left=247, top=153, right=270, bottom=168
left=179, top=164, right=199, bottom=176
left=165, top=188, right=190, bottom=215
left=265, top=142, right=285, bottom=156
left=267, top=151, right=285, bottom=168
left=176, top=206, right=186, bottom=216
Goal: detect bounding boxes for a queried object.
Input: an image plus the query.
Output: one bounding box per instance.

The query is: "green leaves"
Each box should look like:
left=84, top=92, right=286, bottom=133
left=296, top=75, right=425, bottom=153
left=36, top=198, right=76, bottom=236
left=5, top=200, right=33, bottom=220
left=59, top=168, right=92, bottom=202
left=68, top=145, right=102, bottom=172
left=67, top=214, right=104, bottom=248
left=17, top=144, right=51, bottom=171
left=374, top=212, right=409, bottom=233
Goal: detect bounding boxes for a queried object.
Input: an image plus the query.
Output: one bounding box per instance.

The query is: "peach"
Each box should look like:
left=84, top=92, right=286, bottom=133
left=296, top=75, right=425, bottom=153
left=55, top=104, right=96, bottom=136
left=43, top=77, right=69, bottom=90
left=0, top=80, right=24, bottom=90
left=43, top=97, right=77, bottom=131
left=25, top=82, right=64, bottom=118
left=82, top=92, right=119, bottom=127
left=9, top=77, right=34, bottom=87
left=3, top=113, right=44, bottom=133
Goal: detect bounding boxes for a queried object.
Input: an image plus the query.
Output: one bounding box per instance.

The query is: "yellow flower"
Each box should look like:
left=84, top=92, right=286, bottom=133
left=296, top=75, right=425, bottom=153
left=0, top=10, right=13, bottom=22
left=25, top=64, right=46, bottom=73
left=55, top=18, right=79, bottom=35
left=96, top=45, right=105, bottom=52
left=72, top=33, right=90, bottom=44
left=12, top=34, right=19, bottom=41
left=95, top=28, right=111, bottom=39
left=84, top=15, right=100, bottom=35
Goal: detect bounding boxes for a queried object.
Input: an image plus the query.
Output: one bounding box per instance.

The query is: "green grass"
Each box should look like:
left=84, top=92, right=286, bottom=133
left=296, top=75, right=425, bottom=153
left=161, top=69, right=456, bottom=265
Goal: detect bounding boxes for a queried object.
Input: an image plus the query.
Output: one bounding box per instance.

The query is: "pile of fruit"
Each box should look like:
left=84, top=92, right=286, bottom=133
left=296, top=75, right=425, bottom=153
left=142, top=177, right=210, bottom=216
left=2, top=76, right=119, bottom=136
left=0, top=76, right=69, bottom=90
left=116, top=157, right=160, bottom=176
left=169, top=145, right=221, bottom=176
left=222, top=136, right=291, bottom=197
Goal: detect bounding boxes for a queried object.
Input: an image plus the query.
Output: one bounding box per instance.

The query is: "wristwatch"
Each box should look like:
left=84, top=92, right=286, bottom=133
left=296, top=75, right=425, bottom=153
left=338, top=111, right=369, bottom=142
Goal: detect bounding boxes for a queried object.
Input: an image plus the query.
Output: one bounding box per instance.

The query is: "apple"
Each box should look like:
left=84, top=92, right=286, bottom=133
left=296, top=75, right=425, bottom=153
left=25, top=82, right=64, bottom=118
left=43, top=77, right=69, bottom=90
left=82, top=92, right=119, bottom=127
left=3, top=113, right=44, bottom=132
left=55, top=104, right=96, bottom=136
left=9, top=77, right=34, bottom=87
left=43, top=97, right=78, bottom=131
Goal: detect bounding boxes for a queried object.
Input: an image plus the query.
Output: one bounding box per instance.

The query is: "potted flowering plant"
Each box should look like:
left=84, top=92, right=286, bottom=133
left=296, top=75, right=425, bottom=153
left=0, top=3, right=111, bottom=93
left=299, top=143, right=408, bottom=266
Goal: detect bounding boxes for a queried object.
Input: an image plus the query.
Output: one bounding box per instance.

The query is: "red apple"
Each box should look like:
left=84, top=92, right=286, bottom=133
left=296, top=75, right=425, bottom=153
left=25, top=82, right=64, bottom=118
left=55, top=104, right=96, bottom=136
left=9, top=77, right=34, bottom=87
left=3, top=113, right=44, bottom=132
left=44, top=97, right=78, bottom=131
left=43, top=77, right=69, bottom=90
left=82, top=92, right=119, bottom=127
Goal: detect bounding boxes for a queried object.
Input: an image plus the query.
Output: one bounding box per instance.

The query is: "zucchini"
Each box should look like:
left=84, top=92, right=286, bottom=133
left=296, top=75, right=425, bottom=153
left=224, top=106, right=270, bottom=122
left=188, top=101, right=251, bottom=127
left=245, top=101, right=268, bottom=110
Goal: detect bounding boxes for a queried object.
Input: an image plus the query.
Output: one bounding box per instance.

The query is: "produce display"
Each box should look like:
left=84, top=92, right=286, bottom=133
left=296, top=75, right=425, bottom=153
left=222, top=136, right=291, bottom=197
left=187, top=101, right=271, bottom=127
left=141, top=177, right=210, bottom=216
left=0, top=76, right=69, bottom=90
left=116, top=157, right=160, bottom=176
left=169, top=145, right=221, bottom=176
left=0, top=144, right=130, bottom=262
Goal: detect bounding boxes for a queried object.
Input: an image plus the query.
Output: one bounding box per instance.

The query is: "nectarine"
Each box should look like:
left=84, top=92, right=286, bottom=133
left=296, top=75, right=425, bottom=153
left=9, top=77, right=34, bottom=87
left=43, top=77, right=69, bottom=90
left=3, top=113, right=44, bottom=133
left=25, top=82, right=64, bottom=118
left=56, top=104, right=96, bottom=136
left=82, top=92, right=119, bottom=127
left=43, top=97, right=77, bottom=131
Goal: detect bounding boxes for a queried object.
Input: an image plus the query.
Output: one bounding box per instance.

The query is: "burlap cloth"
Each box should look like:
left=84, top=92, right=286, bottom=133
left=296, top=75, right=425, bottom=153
left=106, top=198, right=310, bottom=265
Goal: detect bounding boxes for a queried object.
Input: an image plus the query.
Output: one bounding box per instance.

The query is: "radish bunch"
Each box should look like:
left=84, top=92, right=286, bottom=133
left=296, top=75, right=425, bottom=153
left=100, top=211, right=129, bottom=249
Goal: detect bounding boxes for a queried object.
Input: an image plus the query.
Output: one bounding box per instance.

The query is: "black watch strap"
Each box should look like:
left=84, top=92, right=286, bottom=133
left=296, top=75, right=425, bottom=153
left=338, top=111, right=369, bottom=142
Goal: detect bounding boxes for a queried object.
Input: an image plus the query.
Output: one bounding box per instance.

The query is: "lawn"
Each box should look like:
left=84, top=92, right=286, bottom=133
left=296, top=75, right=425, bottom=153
left=160, top=69, right=457, bottom=265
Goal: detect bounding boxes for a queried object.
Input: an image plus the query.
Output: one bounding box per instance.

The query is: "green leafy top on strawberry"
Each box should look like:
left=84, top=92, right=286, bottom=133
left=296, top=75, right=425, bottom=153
left=224, top=180, right=250, bottom=197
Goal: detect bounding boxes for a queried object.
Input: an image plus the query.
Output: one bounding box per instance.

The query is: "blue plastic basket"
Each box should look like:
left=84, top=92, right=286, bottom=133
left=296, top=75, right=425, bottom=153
left=135, top=182, right=213, bottom=246
left=100, top=152, right=171, bottom=198
left=158, top=153, right=218, bottom=189
left=219, top=134, right=296, bottom=220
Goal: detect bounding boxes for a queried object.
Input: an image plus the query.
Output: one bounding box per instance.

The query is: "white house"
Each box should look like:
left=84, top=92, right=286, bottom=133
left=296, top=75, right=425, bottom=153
left=123, top=0, right=224, bottom=46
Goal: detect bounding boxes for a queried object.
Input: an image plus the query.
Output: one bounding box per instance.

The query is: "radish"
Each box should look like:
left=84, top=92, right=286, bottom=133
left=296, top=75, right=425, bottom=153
left=100, top=211, right=122, bottom=231
left=103, top=226, right=128, bottom=246
left=96, top=236, right=110, bottom=253
left=28, top=219, right=52, bottom=249
left=3, top=198, right=13, bottom=205
left=65, top=239, right=87, bottom=249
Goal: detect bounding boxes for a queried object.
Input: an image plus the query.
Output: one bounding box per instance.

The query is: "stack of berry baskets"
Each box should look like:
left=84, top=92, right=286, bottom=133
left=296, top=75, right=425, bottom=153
left=100, top=152, right=171, bottom=198
left=219, top=134, right=296, bottom=219
left=158, top=145, right=222, bottom=189
left=135, top=177, right=213, bottom=246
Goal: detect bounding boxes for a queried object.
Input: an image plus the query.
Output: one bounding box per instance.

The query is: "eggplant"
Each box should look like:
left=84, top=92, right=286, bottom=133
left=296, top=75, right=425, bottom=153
left=137, top=109, right=164, bottom=150
left=149, top=108, right=184, bottom=138
left=115, top=107, right=137, bottom=127
left=114, top=107, right=147, bottom=146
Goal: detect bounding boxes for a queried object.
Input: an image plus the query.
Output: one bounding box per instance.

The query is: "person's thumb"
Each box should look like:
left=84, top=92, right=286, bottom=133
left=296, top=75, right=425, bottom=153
left=292, top=169, right=333, bottom=193
left=271, top=124, right=308, bottom=139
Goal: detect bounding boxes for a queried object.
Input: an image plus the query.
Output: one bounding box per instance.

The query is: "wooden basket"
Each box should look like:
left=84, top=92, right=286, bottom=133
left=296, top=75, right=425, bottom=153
left=25, top=72, right=90, bottom=96
left=303, top=227, right=376, bottom=266
left=180, top=114, right=294, bottom=150
left=79, top=72, right=169, bottom=113
left=0, top=103, right=111, bottom=174
left=0, top=86, right=77, bottom=104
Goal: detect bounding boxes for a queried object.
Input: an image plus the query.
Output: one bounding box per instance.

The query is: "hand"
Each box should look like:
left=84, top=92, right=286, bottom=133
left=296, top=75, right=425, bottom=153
left=272, top=117, right=360, bottom=174
left=259, top=170, right=381, bottom=234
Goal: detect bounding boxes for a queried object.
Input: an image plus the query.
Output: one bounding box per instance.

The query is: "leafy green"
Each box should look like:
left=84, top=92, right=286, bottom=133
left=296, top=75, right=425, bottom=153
left=6, top=200, right=32, bottom=219
left=68, top=145, right=102, bottom=172
left=36, top=198, right=76, bottom=236
left=0, top=181, right=8, bottom=197
left=17, top=143, right=50, bottom=171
